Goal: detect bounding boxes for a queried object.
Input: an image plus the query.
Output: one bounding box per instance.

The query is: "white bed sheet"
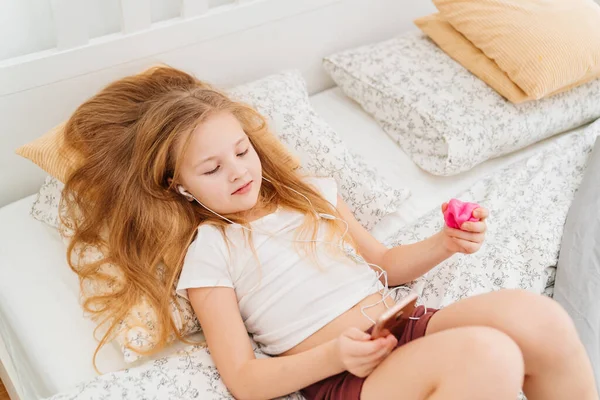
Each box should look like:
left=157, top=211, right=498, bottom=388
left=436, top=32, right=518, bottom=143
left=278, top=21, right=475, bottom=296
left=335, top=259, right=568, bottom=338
left=309, top=87, right=580, bottom=240
left=43, top=119, right=600, bottom=400
left=0, top=195, right=202, bottom=399
left=0, top=86, right=583, bottom=400
left=0, top=194, right=122, bottom=399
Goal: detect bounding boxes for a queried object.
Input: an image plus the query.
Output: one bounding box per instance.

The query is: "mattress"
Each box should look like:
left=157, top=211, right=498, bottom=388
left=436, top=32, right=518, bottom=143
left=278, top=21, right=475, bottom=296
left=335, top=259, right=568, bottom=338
left=0, top=86, right=583, bottom=399
left=0, top=194, right=202, bottom=399
left=309, top=87, right=579, bottom=240
left=0, top=195, right=119, bottom=399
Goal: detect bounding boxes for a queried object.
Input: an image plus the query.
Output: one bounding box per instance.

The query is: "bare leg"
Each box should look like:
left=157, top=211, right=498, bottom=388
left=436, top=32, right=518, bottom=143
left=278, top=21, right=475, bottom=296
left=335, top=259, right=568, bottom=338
left=425, top=289, right=598, bottom=400
left=361, top=326, right=524, bottom=399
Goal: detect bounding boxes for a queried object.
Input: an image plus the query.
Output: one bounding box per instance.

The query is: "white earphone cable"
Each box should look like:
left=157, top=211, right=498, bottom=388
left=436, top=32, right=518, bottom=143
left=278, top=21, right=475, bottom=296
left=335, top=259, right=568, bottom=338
left=180, top=176, right=425, bottom=324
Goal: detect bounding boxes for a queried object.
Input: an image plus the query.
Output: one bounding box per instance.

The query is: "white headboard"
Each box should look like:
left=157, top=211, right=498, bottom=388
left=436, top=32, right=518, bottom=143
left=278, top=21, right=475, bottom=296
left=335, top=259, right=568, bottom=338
left=0, top=0, right=435, bottom=208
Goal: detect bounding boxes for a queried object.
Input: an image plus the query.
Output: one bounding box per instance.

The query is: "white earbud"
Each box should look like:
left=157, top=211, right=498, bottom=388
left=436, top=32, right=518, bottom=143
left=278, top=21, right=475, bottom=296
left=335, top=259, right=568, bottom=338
left=318, top=213, right=336, bottom=220
left=177, top=185, right=195, bottom=201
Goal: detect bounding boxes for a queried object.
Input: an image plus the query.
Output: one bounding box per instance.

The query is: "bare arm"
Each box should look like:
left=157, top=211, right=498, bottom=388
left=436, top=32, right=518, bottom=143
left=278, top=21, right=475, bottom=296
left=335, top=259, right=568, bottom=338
left=188, top=286, right=345, bottom=400
left=379, top=232, right=453, bottom=285
left=335, top=194, right=454, bottom=286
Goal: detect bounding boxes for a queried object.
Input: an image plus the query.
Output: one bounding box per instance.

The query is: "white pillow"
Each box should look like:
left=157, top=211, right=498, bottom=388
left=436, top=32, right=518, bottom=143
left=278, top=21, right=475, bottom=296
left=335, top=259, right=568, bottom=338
left=323, top=31, right=600, bottom=176
left=33, top=70, right=409, bottom=232
left=31, top=70, right=410, bottom=363
left=229, top=70, right=410, bottom=230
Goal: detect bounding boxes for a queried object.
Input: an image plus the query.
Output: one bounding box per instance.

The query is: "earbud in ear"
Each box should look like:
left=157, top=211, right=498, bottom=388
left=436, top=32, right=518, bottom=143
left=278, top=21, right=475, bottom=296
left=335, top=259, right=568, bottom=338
left=177, top=185, right=194, bottom=201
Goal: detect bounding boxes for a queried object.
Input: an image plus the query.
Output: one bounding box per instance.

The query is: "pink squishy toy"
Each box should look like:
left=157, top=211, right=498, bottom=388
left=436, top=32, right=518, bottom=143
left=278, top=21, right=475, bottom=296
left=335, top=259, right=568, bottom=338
left=443, top=198, right=481, bottom=230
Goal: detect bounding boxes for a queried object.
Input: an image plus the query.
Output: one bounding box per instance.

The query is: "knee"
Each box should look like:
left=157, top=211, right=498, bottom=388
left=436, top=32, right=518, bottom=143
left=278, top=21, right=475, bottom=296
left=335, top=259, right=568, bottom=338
left=460, top=327, right=525, bottom=386
left=507, top=289, right=580, bottom=359
left=512, top=290, right=578, bottom=338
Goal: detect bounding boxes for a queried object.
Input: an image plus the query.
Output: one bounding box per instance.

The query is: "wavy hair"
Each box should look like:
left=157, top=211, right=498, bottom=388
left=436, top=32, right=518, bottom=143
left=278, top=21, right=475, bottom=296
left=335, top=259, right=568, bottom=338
left=59, top=66, right=357, bottom=372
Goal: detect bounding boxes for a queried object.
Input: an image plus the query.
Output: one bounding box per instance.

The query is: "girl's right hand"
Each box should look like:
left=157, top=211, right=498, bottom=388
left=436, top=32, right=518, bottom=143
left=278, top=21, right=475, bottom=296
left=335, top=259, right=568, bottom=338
left=335, top=327, right=398, bottom=378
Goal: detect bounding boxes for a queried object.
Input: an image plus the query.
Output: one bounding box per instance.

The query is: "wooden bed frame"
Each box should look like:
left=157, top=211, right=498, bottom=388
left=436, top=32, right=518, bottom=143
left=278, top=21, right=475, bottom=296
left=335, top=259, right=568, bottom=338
left=0, top=1, right=435, bottom=398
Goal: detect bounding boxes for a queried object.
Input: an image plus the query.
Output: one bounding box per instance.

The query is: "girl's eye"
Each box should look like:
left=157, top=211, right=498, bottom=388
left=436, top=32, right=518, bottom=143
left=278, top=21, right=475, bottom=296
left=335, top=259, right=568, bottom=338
left=203, top=148, right=248, bottom=175
left=204, top=166, right=219, bottom=175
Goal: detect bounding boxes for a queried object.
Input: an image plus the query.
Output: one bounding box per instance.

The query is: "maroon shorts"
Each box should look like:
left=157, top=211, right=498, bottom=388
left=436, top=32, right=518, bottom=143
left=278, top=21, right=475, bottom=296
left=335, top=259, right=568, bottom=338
left=300, top=305, right=439, bottom=400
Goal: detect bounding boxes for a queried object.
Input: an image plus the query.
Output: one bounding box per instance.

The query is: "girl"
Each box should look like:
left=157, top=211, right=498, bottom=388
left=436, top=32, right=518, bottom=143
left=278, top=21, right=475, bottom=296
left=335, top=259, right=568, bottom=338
left=61, top=66, right=597, bottom=400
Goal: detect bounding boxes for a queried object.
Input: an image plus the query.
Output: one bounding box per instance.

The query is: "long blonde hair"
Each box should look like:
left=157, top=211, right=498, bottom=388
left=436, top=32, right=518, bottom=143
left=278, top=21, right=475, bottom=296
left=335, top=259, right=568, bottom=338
left=59, top=66, right=357, bottom=371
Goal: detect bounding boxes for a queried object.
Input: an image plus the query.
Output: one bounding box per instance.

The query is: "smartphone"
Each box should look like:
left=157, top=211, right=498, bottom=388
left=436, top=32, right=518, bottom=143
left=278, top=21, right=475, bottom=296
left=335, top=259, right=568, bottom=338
left=370, top=292, right=419, bottom=339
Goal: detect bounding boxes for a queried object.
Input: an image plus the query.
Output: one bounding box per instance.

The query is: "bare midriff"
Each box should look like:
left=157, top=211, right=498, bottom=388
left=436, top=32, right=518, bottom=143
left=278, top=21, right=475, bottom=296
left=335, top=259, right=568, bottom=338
left=280, top=292, right=397, bottom=356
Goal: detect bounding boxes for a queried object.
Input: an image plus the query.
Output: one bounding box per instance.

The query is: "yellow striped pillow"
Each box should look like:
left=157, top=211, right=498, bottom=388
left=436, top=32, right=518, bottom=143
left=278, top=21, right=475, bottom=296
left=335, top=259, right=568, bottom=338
left=15, top=122, right=82, bottom=183
left=432, top=0, right=600, bottom=100
left=415, top=14, right=529, bottom=103
left=415, top=13, right=595, bottom=103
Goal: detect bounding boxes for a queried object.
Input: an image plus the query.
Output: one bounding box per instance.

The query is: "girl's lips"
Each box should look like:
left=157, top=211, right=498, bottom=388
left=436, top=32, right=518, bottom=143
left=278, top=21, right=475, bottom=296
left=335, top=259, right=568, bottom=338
left=232, top=181, right=253, bottom=195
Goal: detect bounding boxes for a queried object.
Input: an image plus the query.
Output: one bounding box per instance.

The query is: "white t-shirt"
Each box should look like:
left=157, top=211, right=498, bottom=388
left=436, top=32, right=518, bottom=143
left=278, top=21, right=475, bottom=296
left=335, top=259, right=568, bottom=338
left=175, top=176, right=384, bottom=355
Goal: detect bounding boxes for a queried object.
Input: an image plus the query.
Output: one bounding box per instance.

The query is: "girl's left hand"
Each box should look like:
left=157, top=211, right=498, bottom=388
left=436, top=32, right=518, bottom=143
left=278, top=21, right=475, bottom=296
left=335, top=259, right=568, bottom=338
left=440, top=204, right=489, bottom=255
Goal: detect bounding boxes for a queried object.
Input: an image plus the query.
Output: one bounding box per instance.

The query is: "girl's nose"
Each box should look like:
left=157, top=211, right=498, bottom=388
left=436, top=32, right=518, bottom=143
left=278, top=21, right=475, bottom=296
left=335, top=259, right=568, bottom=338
left=229, top=162, right=248, bottom=182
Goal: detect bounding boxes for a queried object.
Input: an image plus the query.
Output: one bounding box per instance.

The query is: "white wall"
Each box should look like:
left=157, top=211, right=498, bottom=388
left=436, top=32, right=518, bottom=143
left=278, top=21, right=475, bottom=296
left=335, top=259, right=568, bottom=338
left=0, top=0, right=436, bottom=207
left=0, top=0, right=235, bottom=61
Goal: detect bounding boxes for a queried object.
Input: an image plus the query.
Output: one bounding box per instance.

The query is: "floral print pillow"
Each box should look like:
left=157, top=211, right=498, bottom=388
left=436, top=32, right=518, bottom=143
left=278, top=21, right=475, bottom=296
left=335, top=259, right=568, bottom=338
left=31, top=70, right=410, bottom=363
left=230, top=70, right=410, bottom=230
left=323, top=30, right=600, bottom=176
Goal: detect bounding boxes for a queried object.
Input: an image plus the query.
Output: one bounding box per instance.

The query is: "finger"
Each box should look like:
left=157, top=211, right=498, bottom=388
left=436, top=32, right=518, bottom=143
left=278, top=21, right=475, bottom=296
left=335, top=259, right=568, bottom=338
left=456, top=234, right=486, bottom=246
left=378, top=347, right=394, bottom=363
left=359, top=355, right=385, bottom=372
left=385, top=333, right=398, bottom=349
left=460, top=221, right=487, bottom=233
left=356, top=365, right=375, bottom=379
left=362, top=346, right=393, bottom=371
left=374, top=340, right=395, bottom=362
left=349, top=337, right=387, bottom=357
left=473, top=207, right=489, bottom=220
left=454, top=239, right=482, bottom=254
left=364, top=345, right=391, bottom=364
left=366, top=335, right=397, bottom=363
left=344, top=327, right=372, bottom=341
left=441, top=203, right=448, bottom=213
left=445, top=227, right=485, bottom=243
left=375, top=336, right=396, bottom=357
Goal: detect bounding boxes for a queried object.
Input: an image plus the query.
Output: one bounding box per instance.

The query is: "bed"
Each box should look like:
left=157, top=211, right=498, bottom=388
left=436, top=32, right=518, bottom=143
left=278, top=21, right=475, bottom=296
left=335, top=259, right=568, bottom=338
left=1, top=91, right=596, bottom=399
left=1, top=0, right=598, bottom=399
